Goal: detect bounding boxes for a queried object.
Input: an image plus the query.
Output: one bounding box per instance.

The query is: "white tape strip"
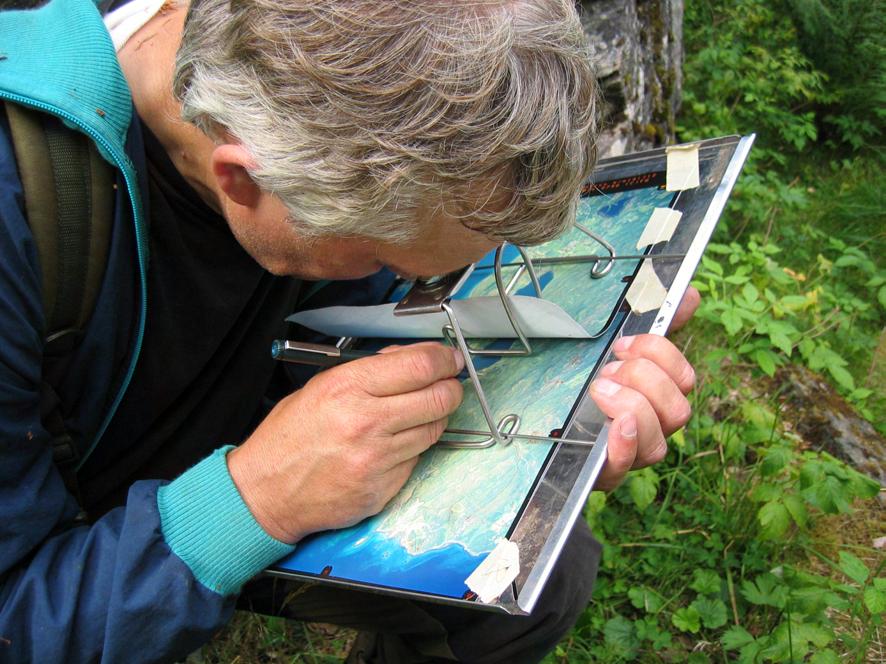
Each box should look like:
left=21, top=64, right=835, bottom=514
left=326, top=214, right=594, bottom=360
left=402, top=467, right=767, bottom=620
left=465, top=538, right=520, bottom=603
left=636, top=207, right=683, bottom=249
left=626, top=261, right=668, bottom=314
left=666, top=144, right=700, bottom=191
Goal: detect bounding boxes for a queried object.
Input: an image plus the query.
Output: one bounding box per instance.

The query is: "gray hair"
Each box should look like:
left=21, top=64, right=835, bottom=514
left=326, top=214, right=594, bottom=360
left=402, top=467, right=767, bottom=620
left=173, top=0, right=598, bottom=244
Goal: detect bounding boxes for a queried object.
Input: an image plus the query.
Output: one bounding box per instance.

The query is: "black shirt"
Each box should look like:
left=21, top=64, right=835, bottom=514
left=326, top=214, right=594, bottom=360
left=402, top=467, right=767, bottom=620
left=80, top=121, right=302, bottom=514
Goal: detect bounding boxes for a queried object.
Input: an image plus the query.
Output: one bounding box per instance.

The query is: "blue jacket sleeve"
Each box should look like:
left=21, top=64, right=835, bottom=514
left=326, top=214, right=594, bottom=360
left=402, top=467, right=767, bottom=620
left=0, top=121, right=292, bottom=663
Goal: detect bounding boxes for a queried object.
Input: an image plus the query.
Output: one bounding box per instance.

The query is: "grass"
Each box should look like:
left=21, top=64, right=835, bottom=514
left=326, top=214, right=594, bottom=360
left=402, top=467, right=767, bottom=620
left=190, top=614, right=356, bottom=663
left=805, top=501, right=886, bottom=662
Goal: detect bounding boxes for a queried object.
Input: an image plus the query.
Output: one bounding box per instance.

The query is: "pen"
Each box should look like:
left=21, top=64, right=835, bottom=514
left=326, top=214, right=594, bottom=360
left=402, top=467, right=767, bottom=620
left=271, top=339, right=377, bottom=368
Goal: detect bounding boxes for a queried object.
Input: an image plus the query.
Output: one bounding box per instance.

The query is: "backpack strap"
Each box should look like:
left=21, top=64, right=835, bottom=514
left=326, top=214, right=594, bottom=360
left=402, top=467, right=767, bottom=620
left=4, top=101, right=115, bottom=501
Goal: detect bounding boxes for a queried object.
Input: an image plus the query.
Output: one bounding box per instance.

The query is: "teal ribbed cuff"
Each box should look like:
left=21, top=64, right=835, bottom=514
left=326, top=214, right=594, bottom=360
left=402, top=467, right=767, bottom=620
left=157, top=446, right=295, bottom=596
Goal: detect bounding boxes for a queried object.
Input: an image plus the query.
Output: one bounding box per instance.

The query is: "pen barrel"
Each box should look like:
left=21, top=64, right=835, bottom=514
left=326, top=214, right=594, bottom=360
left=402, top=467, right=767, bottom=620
left=271, top=340, right=374, bottom=367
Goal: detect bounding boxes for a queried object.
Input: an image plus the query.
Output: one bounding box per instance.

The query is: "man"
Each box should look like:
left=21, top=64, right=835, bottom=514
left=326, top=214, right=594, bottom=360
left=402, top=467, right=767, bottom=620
left=0, top=0, right=698, bottom=662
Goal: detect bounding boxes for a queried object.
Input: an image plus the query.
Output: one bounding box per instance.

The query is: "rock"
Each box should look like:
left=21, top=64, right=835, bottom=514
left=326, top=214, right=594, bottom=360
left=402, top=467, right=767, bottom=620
left=580, top=0, right=684, bottom=157
left=773, top=363, right=886, bottom=490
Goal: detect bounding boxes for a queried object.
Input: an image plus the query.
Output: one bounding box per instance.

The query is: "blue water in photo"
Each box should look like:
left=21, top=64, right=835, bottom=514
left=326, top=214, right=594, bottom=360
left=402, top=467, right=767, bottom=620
left=280, top=526, right=485, bottom=597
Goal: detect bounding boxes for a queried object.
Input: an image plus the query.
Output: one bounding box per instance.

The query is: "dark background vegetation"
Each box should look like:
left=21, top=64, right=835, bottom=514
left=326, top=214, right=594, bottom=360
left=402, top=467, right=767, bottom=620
left=196, top=1, right=885, bottom=661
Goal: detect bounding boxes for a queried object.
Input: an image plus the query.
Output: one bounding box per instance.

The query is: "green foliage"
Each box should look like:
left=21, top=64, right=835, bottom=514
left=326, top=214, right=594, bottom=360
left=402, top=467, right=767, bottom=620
left=554, top=4, right=884, bottom=660
left=693, top=234, right=884, bottom=422
left=785, top=0, right=886, bottom=148
left=691, top=597, right=729, bottom=630
left=681, top=0, right=827, bottom=160
left=690, top=569, right=722, bottom=596
left=569, top=402, right=883, bottom=662
left=683, top=0, right=884, bottom=154
left=628, top=466, right=660, bottom=510
left=568, top=200, right=882, bottom=662
left=671, top=606, right=701, bottom=634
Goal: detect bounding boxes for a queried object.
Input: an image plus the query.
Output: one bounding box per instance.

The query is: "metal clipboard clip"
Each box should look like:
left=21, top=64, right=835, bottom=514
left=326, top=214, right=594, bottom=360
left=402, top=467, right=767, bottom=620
left=394, top=222, right=685, bottom=450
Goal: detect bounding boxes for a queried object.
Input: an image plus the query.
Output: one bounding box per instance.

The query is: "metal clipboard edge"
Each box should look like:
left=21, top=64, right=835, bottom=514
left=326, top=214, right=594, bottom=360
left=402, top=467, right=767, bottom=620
left=589, top=134, right=743, bottom=172
left=514, top=134, right=756, bottom=614
left=650, top=134, right=756, bottom=335
left=264, top=566, right=518, bottom=613
left=514, top=426, right=610, bottom=613
left=266, top=135, right=756, bottom=615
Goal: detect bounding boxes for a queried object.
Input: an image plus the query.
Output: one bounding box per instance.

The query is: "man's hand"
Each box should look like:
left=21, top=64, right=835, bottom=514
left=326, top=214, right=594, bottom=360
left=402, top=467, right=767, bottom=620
left=227, top=342, right=464, bottom=544
left=591, top=287, right=700, bottom=490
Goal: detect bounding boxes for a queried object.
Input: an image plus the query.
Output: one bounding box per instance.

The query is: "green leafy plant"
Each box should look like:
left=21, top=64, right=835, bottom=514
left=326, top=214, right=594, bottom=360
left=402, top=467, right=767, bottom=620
left=551, top=3, right=883, bottom=660
left=785, top=0, right=886, bottom=149
left=693, top=235, right=884, bottom=423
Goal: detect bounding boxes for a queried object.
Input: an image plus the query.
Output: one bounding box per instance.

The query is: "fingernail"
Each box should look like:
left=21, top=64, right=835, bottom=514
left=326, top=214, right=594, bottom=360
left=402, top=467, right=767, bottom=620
left=591, top=377, right=621, bottom=397
left=599, top=360, right=624, bottom=377
left=613, top=336, right=635, bottom=352
left=618, top=414, right=638, bottom=439
left=452, top=348, right=466, bottom=372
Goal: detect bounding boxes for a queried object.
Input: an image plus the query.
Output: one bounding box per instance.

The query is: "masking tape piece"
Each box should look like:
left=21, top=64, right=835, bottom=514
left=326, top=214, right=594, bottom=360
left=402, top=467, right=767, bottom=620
left=626, top=260, right=668, bottom=314
left=636, top=207, right=684, bottom=249
left=666, top=144, right=700, bottom=191
left=465, top=538, right=520, bottom=604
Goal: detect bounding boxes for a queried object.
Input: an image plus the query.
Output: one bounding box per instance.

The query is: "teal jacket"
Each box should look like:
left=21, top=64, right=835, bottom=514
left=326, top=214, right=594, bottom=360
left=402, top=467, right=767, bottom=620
left=0, top=2, right=293, bottom=661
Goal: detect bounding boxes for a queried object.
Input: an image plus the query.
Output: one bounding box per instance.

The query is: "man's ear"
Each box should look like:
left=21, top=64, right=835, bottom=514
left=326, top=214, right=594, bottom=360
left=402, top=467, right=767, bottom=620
left=211, top=144, right=261, bottom=209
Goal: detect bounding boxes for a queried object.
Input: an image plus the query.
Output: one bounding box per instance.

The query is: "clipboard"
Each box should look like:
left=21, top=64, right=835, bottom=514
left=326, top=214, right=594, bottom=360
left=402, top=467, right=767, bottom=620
left=268, top=134, right=755, bottom=615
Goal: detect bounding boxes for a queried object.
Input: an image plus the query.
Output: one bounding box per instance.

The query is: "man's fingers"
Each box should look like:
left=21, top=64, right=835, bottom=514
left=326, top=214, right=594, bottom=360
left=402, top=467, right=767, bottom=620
left=669, top=286, right=701, bottom=333
left=388, top=417, right=450, bottom=463
left=345, top=343, right=465, bottom=397
left=380, top=378, right=463, bottom=433
left=590, top=378, right=670, bottom=468
left=610, top=334, right=695, bottom=395
left=377, top=344, right=405, bottom=354
left=597, top=359, right=691, bottom=434
left=378, top=340, right=444, bottom=354
left=594, top=413, right=639, bottom=491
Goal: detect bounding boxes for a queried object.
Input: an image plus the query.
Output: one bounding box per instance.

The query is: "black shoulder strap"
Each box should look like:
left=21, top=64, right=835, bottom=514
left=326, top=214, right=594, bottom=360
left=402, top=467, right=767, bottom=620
left=3, top=101, right=115, bottom=501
